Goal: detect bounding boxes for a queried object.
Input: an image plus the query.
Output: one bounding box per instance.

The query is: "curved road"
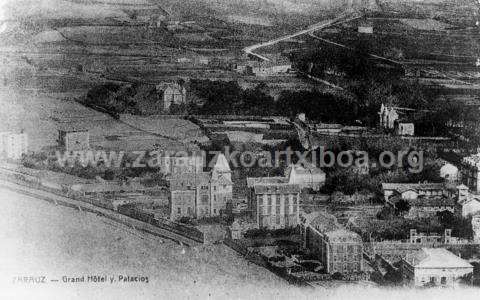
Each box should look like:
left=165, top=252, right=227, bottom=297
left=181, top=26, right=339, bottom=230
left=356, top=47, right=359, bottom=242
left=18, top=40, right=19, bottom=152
left=243, top=11, right=360, bottom=62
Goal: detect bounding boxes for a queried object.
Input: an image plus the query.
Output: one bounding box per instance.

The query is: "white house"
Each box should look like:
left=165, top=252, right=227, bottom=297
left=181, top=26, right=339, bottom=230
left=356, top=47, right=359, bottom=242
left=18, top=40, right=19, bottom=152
left=440, top=163, right=459, bottom=182
left=394, top=121, right=414, bottom=136
left=382, top=183, right=446, bottom=202
left=379, top=104, right=399, bottom=129
left=157, top=82, right=187, bottom=111
left=461, top=197, right=480, bottom=218
left=286, top=162, right=326, bottom=191
left=401, top=248, right=473, bottom=287
left=472, top=215, right=480, bottom=243
left=457, top=184, right=480, bottom=217
left=0, top=131, right=28, bottom=160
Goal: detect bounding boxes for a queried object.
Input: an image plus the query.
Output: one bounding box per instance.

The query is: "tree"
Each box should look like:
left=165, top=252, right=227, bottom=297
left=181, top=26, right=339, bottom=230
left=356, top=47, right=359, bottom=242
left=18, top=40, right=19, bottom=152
left=395, top=199, right=410, bottom=214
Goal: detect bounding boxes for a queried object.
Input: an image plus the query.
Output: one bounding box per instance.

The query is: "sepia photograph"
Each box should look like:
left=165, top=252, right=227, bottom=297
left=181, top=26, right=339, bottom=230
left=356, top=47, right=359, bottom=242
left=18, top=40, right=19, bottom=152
left=0, top=0, right=480, bottom=299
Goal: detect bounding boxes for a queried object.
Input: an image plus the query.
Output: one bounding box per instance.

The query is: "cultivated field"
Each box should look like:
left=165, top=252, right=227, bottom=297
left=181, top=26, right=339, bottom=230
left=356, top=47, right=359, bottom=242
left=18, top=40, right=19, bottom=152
left=0, top=89, right=202, bottom=152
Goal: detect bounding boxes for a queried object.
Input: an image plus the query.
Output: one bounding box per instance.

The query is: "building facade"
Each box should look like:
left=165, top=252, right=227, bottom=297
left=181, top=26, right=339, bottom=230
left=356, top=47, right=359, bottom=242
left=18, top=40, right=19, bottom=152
left=302, top=212, right=364, bottom=275
left=461, top=153, right=480, bottom=193
left=58, top=128, right=89, bottom=152
left=382, top=183, right=448, bottom=203
left=401, top=248, right=473, bottom=287
left=0, top=132, right=28, bottom=160
left=456, top=184, right=480, bottom=217
left=394, top=121, right=414, bottom=136
left=157, top=82, right=187, bottom=111
left=252, top=184, right=300, bottom=230
left=160, top=152, right=204, bottom=175
left=286, top=163, right=326, bottom=191
left=472, top=215, right=480, bottom=243
left=168, top=154, right=232, bottom=220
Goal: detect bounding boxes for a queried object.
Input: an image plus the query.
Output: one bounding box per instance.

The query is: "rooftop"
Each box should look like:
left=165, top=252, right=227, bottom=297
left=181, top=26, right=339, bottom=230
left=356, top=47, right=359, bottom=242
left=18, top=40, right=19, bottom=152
left=324, top=229, right=363, bottom=244
left=404, top=248, right=473, bottom=269
left=382, top=183, right=446, bottom=193
left=246, top=176, right=288, bottom=188
left=253, top=184, right=300, bottom=195
left=305, top=211, right=340, bottom=234
left=288, top=163, right=325, bottom=176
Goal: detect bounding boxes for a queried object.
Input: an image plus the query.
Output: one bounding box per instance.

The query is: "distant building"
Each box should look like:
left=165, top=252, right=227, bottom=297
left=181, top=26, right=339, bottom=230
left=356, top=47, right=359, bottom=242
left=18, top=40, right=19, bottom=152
left=394, top=120, right=414, bottom=136
left=401, top=248, right=473, bottom=287
left=409, top=229, right=453, bottom=244
left=358, top=19, right=374, bottom=34
left=382, top=182, right=448, bottom=203
left=246, top=177, right=300, bottom=230
left=472, top=215, right=480, bottom=243
left=379, top=104, right=419, bottom=132
left=229, top=218, right=256, bottom=240
left=156, top=82, right=187, bottom=112
left=169, top=172, right=211, bottom=220
left=252, top=63, right=292, bottom=77
left=404, top=195, right=456, bottom=219
left=461, top=153, right=480, bottom=193
left=457, top=184, right=480, bottom=218
left=58, top=126, right=89, bottom=152
left=440, top=163, right=459, bottom=182
left=379, top=104, right=399, bottom=129
left=160, top=152, right=204, bottom=175
left=168, top=154, right=232, bottom=220
left=302, top=212, right=364, bottom=275
left=177, top=57, right=192, bottom=64
left=0, top=132, right=28, bottom=160
left=285, top=162, right=326, bottom=191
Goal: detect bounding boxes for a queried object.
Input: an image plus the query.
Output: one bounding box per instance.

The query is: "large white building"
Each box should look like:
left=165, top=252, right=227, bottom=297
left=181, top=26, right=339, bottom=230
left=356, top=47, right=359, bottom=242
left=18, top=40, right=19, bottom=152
left=246, top=177, right=300, bottom=230
left=0, top=132, right=28, bottom=160
left=401, top=248, right=473, bottom=287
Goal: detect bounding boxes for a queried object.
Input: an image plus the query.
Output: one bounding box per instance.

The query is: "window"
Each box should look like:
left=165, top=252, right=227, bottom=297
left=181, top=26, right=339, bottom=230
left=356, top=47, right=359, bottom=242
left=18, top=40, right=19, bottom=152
left=213, top=209, right=217, bottom=214
left=177, top=207, right=181, bottom=214
left=441, top=277, right=447, bottom=285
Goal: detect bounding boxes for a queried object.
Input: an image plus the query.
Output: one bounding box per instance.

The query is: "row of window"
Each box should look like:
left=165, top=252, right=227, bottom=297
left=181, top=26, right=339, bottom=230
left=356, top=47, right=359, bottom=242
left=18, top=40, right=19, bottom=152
left=176, top=207, right=218, bottom=215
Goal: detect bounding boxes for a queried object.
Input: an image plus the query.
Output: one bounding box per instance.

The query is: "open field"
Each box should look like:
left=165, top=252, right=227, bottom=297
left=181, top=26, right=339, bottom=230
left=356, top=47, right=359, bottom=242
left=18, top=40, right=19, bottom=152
left=316, top=18, right=480, bottom=61
left=0, top=88, right=202, bottom=152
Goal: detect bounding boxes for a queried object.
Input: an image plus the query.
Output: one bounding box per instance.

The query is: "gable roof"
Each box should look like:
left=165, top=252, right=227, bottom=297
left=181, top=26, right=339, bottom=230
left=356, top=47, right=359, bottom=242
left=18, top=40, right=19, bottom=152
left=405, top=248, right=473, bottom=269
left=288, top=163, right=325, bottom=176
left=325, top=229, right=362, bottom=243
left=211, top=153, right=231, bottom=173
left=168, top=172, right=211, bottom=190
left=246, top=176, right=288, bottom=188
